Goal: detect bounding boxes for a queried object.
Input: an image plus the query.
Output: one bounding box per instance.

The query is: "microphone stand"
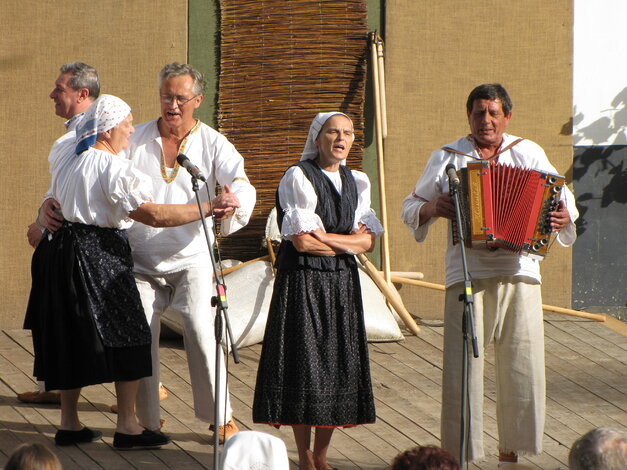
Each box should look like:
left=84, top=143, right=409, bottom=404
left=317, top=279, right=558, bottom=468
left=449, top=176, right=479, bottom=470
left=189, top=176, right=240, bottom=470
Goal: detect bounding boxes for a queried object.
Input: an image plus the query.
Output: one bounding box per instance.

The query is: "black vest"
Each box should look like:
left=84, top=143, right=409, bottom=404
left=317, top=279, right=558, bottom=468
left=275, top=159, right=358, bottom=271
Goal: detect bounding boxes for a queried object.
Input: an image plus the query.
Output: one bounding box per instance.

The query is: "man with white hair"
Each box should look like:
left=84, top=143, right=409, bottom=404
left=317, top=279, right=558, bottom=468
left=127, top=62, right=256, bottom=443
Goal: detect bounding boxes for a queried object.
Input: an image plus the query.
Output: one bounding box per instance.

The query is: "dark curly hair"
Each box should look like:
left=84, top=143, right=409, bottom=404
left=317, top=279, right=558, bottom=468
left=391, top=445, right=460, bottom=470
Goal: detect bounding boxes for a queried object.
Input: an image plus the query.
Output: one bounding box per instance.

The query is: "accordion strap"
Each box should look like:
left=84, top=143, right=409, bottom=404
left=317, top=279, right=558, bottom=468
left=442, top=138, right=524, bottom=161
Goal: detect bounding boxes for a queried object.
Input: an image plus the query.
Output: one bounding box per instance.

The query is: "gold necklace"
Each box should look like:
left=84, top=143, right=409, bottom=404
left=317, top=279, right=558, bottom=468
left=160, top=150, right=179, bottom=184
left=159, top=120, right=201, bottom=184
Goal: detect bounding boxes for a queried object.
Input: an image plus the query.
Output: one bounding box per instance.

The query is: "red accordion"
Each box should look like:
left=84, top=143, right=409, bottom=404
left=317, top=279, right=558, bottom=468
left=452, top=161, right=564, bottom=258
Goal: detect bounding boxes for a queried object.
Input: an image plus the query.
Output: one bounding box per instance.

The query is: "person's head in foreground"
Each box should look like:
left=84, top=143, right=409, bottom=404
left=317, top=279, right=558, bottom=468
left=5, top=443, right=62, bottom=470
left=391, top=445, right=460, bottom=470
left=568, top=426, right=627, bottom=470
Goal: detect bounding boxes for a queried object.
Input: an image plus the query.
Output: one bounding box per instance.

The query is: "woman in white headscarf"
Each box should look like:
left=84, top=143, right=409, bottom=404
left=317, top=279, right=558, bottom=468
left=253, top=112, right=384, bottom=470
left=24, top=94, right=214, bottom=450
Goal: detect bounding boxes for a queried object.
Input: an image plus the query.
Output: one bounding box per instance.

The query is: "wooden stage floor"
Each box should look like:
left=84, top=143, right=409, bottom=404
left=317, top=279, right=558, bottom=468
left=1, top=314, right=625, bottom=469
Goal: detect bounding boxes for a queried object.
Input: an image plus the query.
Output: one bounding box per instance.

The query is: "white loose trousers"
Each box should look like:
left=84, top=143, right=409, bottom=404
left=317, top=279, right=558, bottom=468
left=134, top=266, right=232, bottom=430
left=441, top=276, right=545, bottom=463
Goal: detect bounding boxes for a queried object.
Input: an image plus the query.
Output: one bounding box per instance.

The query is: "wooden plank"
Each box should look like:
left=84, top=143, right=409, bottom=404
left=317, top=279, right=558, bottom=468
left=152, top=342, right=225, bottom=469
left=379, top=322, right=622, bottom=469
left=1, top=320, right=625, bottom=470
left=546, top=320, right=627, bottom=374
left=547, top=316, right=627, bottom=354
left=544, top=321, right=626, bottom=376
left=0, top=384, right=102, bottom=469
left=77, top=384, right=192, bottom=470
left=222, top=343, right=370, bottom=470
left=544, top=335, right=625, bottom=403
left=233, top=344, right=389, bottom=469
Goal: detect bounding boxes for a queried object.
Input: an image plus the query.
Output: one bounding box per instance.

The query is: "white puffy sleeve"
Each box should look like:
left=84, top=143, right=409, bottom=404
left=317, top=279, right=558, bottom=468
left=277, top=166, right=325, bottom=236
left=103, top=158, right=153, bottom=221
left=352, top=170, right=384, bottom=235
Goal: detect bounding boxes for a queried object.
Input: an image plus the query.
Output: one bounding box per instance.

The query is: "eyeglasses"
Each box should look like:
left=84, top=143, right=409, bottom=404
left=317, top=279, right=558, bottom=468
left=159, top=94, right=199, bottom=106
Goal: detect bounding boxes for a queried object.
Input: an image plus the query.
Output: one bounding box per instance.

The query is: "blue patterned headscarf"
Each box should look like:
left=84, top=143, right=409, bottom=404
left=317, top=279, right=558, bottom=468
left=75, top=94, right=131, bottom=155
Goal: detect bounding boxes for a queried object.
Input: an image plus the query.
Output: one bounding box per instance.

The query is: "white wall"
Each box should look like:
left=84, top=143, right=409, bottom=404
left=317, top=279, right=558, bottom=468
left=573, top=0, right=627, bottom=146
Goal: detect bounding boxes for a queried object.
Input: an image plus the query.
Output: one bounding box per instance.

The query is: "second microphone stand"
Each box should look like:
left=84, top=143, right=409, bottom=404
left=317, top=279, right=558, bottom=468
left=449, top=175, right=480, bottom=470
left=189, top=176, right=240, bottom=470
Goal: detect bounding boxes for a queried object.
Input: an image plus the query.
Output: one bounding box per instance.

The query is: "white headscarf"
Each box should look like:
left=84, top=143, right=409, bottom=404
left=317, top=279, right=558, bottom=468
left=220, top=431, right=289, bottom=470
left=76, top=94, right=131, bottom=154
left=300, top=111, right=353, bottom=162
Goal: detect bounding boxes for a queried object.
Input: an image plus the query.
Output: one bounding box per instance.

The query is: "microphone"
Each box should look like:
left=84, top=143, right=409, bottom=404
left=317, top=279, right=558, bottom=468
left=177, top=154, right=206, bottom=182
left=445, top=163, right=460, bottom=186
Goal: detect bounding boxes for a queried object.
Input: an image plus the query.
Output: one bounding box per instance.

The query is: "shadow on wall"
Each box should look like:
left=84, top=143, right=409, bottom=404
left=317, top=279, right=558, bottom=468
left=561, top=87, right=627, bottom=238
left=573, top=86, right=627, bottom=146
left=572, top=147, right=626, bottom=237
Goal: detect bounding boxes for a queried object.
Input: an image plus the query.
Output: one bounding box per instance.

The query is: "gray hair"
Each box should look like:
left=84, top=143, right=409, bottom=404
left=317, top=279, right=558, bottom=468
left=568, top=426, right=627, bottom=470
left=159, top=62, right=206, bottom=95
left=60, top=62, right=100, bottom=99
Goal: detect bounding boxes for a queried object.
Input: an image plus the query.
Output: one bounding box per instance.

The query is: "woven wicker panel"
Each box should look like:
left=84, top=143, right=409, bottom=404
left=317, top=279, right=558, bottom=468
left=218, top=0, right=368, bottom=261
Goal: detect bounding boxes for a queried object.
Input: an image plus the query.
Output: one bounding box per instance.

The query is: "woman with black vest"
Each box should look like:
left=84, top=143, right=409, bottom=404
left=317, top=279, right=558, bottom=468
left=253, top=112, right=384, bottom=470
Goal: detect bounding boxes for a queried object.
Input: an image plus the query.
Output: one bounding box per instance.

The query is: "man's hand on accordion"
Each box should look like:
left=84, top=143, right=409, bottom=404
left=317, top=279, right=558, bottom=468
left=419, top=193, right=456, bottom=225
left=549, top=200, right=571, bottom=232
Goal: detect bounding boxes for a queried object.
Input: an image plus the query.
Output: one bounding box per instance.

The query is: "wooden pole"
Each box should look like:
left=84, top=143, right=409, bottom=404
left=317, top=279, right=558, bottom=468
left=381, top=271, right=425, bottom=280
left=217, top=255, right=271, bottom=277
left=358, top=254, right=421, bottom=335
left=391, top=276, right=445, bottom=292
left=540, top=304, right=605, bottom=322
left=369, top=32, right=391, bottom=284
left=376, top=37, right=388, bottom=139
left=266, top=238, right=277, bottom=276
left=391, top=276, right=606, bottom=322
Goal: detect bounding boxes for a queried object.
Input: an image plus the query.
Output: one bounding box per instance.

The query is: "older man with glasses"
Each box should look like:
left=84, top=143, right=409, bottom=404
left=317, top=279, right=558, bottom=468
left=125, top=62, right=256, bottom=444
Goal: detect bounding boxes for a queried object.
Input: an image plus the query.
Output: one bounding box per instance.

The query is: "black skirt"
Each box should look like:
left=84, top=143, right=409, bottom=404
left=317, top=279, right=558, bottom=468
left=24, top=222, right=151, bottom=391
left=252, top=265, right=376, bottom=427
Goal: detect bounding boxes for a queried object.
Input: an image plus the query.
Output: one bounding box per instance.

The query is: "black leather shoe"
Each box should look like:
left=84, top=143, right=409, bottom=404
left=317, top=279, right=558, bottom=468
left=55, top=427, right=102, bottom=446
left=113, top=429, right=172, bottom=450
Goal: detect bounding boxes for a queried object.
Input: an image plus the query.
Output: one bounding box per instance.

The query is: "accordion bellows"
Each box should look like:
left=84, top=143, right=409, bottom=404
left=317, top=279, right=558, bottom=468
left=452, top=161, right=564, bottom=258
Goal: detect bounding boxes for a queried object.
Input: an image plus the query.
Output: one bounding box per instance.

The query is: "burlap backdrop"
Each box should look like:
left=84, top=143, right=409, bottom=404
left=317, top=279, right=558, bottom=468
left=0, top=1, right=187, bottom=327
left=385, top=0, right=574, bottom=319
left=1, top=0, right=575, bottom=327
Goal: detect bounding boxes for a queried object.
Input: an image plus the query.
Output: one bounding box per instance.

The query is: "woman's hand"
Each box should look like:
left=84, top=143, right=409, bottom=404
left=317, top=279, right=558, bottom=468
left=27, top=223, right=44, bottom=248
left=311, top=226, right=375, bottom=255
left=38, top=198, right=64, bottom=232
left=290, top=231, right=336, bottom=256
left=310, top=228, right=328, bottom=243
left=352, top=223, right=371, bottom=234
